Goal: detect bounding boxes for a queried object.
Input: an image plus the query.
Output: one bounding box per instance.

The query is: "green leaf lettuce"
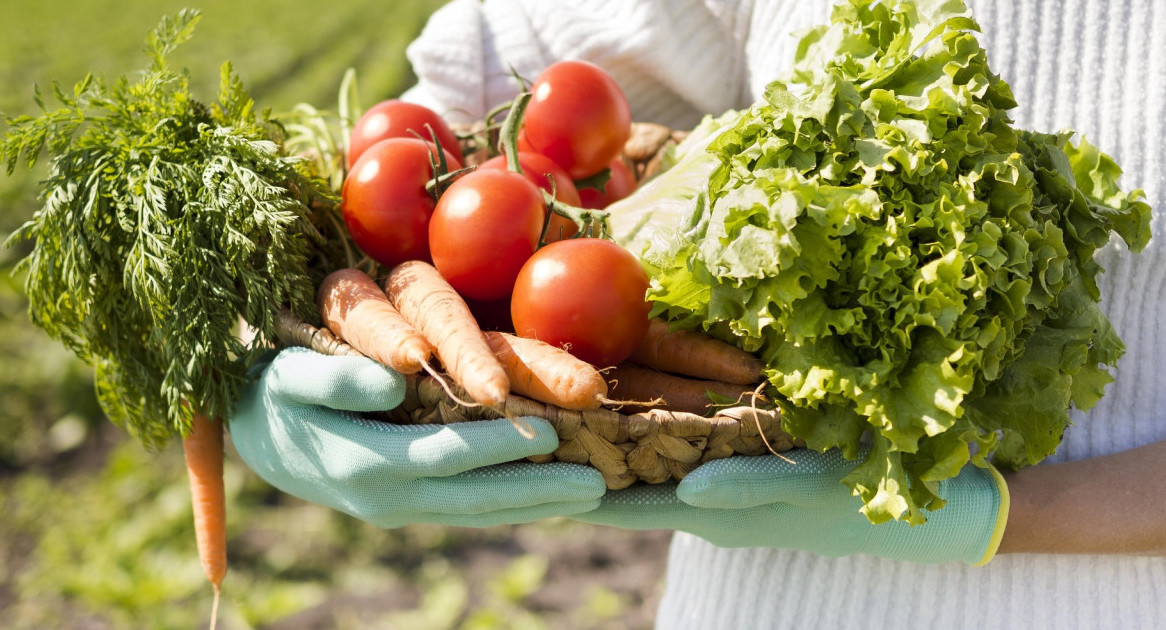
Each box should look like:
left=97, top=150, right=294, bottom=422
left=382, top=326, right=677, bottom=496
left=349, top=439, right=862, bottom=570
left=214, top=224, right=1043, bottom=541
left=620, top=0, right=1151, bottom=524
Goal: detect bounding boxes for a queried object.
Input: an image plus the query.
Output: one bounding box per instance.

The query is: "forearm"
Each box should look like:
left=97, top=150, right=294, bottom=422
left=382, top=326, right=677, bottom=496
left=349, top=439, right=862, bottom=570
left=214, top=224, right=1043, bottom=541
left=997, top=439, right=1166, bottom=556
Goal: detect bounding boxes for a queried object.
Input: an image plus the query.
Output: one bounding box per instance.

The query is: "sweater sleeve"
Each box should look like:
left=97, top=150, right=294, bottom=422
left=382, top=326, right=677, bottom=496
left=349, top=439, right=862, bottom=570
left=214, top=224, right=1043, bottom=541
left=400, top=0, right=758, bottom=130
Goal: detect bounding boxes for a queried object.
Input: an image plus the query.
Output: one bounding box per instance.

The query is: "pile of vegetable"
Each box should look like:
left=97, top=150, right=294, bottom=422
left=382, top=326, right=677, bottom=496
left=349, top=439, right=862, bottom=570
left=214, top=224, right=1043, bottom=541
left=321, top=58, right=766, bottom=416
left=3, top=2, right=1154, bottom=620
left=1, top=12, right=768, bottom=614
left=611, top=0, right=1151, bottom=524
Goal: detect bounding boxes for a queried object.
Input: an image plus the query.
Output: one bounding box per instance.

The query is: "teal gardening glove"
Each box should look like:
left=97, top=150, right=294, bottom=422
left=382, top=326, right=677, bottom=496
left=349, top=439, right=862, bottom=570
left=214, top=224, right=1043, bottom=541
left=229, top=347, right=607, bottom=527
left=575, top=449, right=1009, bottom=565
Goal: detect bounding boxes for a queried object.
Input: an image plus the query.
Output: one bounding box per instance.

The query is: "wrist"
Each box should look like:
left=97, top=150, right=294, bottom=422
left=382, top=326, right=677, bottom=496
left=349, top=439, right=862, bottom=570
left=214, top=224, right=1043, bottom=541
left=995, top=441, right=1166, bottom=556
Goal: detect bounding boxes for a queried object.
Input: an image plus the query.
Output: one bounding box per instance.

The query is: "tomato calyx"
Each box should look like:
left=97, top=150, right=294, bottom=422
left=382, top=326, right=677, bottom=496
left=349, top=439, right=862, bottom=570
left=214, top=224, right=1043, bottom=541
left=408, top=124, right=475, bottom=201
left=424, top=163, right=477, bottom=199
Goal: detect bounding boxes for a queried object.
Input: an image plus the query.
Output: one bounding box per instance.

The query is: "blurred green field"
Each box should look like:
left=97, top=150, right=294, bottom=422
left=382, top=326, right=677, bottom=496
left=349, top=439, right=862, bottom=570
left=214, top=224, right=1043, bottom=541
left=0, top=0, right=448, bottom=443
left=0, top=3, right=668, bottom=628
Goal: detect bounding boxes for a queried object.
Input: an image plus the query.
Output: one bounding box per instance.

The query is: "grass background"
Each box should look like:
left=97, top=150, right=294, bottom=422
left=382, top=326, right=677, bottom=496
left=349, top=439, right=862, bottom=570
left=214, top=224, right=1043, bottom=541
left=0, top=2, right=670, bottom=628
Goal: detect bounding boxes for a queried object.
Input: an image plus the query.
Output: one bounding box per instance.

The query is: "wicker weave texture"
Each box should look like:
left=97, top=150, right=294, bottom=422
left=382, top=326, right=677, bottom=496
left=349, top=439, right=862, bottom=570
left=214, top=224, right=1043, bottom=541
left=276, top=311, right=802, bottom=489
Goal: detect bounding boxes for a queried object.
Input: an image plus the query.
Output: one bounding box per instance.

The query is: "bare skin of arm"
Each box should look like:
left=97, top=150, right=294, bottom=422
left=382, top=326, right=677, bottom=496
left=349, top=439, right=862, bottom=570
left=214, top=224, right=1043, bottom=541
left=997, top=438, right=1166, bottom=556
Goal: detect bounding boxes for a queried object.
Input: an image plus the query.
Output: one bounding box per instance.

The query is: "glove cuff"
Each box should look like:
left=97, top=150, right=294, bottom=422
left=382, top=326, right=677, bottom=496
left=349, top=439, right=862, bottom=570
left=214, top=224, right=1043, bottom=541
left=867, top=463, right=1009, bottom=565
left=971, top=464, right=1010, bottom=566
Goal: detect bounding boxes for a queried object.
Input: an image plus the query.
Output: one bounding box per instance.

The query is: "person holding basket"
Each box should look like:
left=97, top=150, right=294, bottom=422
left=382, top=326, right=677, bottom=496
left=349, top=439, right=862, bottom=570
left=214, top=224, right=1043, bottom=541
left=230, top=1, right=1166, bottom=628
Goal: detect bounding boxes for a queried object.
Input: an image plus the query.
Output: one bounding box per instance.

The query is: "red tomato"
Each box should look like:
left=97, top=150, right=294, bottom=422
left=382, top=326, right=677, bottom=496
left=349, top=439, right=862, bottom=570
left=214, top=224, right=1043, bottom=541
left=578, top=158, right=637, bottom=209
left=511, top=238, right=651, bottom=367
left=347, top=100, right=463, bottom=168
left=429, top=169, right=546, bottom=302
left=522, top=60, right=631, bottom=180
left=479, top=151, right=581, bottom=241
left=341, top=138, right=462, bottom=268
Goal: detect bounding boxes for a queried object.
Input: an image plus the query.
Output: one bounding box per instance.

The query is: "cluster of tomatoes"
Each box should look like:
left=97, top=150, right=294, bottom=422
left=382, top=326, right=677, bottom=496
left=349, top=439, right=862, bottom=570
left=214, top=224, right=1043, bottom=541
left=341, top=60, right=651, bottom=368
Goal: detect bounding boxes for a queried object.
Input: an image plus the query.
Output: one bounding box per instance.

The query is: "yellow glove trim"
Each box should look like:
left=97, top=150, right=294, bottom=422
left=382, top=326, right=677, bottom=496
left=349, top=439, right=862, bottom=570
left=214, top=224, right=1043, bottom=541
left=972, top=464, right=1010, bottom=566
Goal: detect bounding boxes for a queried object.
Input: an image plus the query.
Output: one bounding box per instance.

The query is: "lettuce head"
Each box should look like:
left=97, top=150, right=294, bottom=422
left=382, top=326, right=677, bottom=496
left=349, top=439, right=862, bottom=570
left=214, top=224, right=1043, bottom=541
left=621, top=0, right=1151, bottom=524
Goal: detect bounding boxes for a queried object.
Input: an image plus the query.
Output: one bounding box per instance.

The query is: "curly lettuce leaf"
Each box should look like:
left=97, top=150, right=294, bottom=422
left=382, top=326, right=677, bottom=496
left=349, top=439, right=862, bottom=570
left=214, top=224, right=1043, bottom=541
left=639, top=0, right=1151, bottom=524
left=608, top=109, right=743, bottom=255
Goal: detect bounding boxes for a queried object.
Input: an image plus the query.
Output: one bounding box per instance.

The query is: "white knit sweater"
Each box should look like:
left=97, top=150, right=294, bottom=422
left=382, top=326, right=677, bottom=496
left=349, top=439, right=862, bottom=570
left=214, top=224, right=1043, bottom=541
left=403, top=1, right=1166, bottom=627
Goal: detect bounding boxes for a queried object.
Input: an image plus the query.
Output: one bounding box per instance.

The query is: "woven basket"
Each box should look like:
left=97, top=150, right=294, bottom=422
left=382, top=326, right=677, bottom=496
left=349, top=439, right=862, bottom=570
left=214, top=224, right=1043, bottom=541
left=276, top=311, right=802, bottom=489
left=279, top=122, right=804, bottom=489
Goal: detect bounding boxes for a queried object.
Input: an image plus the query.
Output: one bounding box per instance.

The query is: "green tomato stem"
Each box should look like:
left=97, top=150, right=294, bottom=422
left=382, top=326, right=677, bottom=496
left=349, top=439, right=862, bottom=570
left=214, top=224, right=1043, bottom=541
left=539, top=190, right=611, bottom=246
left=498, top=91, right=531, bottom=175
left=424, top=165, right=478, bottom=199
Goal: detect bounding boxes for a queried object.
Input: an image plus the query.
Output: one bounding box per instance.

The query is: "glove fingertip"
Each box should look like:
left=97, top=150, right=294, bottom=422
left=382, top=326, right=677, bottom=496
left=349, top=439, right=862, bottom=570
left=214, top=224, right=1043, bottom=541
left=405, top=416, right=562, bottom=477
left=461, top=416, right=562, bottom=457
left=346, top=359, right=407, bottom=410
left=675, top=473, right=720, bottom=507
left=514, top=416, right=562, bottom=455
left=525, top=461, right=608, bottom=500
left=269, top=348, right=405, bottom=412
left=677, top=459, right=785, bottom=509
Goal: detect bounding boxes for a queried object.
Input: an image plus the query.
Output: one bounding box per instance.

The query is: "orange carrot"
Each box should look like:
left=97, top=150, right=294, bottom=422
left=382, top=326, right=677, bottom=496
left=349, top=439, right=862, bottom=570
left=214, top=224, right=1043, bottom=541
left=630, top=318, right=765, bottom=385
left=183, top=412, right=226, bottom=628
left=484, top=331, right=608, bottom=410
left=386, top=261, right=509, bottom=406
left=606, top=363, right=756, bottom=415
left=318, top=268, right=435, bottom=374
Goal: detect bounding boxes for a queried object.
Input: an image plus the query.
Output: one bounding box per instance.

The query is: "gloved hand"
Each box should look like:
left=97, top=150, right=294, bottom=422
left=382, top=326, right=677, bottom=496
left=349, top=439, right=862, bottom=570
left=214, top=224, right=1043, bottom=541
left=229, top=347, right=607, bottom=528
left=574, top=449, right=1009, bottom=565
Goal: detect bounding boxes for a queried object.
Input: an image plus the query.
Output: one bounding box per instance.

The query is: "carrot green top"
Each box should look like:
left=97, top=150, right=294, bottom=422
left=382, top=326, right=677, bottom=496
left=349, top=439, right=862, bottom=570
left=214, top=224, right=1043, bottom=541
left=1, top=10, right=343, bottom=447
